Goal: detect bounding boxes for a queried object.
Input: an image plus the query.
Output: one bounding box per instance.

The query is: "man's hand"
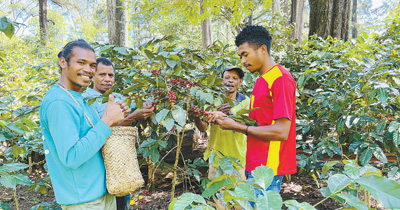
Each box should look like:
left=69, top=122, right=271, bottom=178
left=131, top=103, right=155, bottom=121
left=214, top=115, right=239, bottom=130
left=205, top=111, right=227, bottom=123
left=216, top=104, right=233, bottom=116
left=101, top=94, right=125, bottom=126
left=116, top=101, right=131, bottom=117
left=188, top=105, right=203, bottom=118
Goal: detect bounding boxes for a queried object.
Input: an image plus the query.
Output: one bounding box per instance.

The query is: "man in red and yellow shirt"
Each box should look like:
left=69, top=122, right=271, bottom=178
left=207, top=25, right=297, bottom=194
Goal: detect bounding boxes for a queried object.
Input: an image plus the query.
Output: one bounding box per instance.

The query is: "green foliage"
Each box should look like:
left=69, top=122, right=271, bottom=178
left=0, top=16, right=15, bottom=38
left=287, top=6, right=400, bottom=170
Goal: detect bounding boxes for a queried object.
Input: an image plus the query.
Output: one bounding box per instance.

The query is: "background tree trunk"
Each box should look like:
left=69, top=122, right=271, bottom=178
left=351, top=0, right=358, bottom=38
left=107, top=0, right=127, bottom=46
left=200, top=0, right=212, bottom=49
left=309, top=0, right=351, bottom=41
left=290, top=0, right=306, bottom=42
left=39, top=0, right=48, bottom=46
left=272, top=0, right=281, bottom=14
left=283, top=0, right=289, bottom=27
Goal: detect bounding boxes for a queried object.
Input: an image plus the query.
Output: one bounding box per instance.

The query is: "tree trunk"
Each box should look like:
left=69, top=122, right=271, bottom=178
left=107, top=0, right=127, bottom=46
left=283, top=0, right=289, bottom=27
left=309, top=0, right=351, bottom=41
left=351, top=0, right=358, bottom=38
left=272, top=0, right=281, bottom=14
left=39, top=0, right=48, bottom=46
left=290, top=0, right=306, bottom=42
left=200, top=0, right=212, bottom=48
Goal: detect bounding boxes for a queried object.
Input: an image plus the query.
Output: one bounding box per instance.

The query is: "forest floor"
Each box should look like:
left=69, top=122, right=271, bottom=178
left=0, top=130, right=390, bottom=210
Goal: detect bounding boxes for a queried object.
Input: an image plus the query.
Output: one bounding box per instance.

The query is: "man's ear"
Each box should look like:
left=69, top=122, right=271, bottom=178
left=239, top=78, right=243, bottom=85
left=259, top=45, right=268, bottom=55
left=59, top=57, right=67, bottom=69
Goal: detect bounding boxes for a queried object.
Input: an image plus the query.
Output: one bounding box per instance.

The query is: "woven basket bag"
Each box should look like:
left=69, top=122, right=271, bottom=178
left=102, top=126, right=144, bottom=196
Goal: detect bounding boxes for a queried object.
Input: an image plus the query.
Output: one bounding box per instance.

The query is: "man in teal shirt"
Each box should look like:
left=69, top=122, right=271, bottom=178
left=83, top=57, right=154, bottom=210
left=40, top=40, right=126, bottom=209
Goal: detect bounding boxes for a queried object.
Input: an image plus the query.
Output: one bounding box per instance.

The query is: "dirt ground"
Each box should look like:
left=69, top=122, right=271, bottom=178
left=0, top=170, right=390, bottom=210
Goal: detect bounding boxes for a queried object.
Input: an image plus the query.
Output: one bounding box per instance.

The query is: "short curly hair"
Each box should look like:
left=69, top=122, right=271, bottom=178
left=235, top=25, right=272, bottom=54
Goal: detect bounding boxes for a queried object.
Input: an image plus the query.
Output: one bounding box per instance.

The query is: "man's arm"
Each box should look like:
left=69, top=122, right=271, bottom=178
left=212, top=117, right=291, bottom=141
left=117, top=102, right=155, bottom=126
left=189, top=106, right=208, bottom=132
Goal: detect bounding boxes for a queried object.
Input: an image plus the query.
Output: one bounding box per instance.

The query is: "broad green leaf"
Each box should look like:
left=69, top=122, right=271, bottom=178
left=284, top=200, right=317, bottom=210
left=327, top=174, right=353, bottom=194
left=140, top=139, right=157, bottom=147
left=388, top=121, right=400, bottom=132
left=360, top=165, right=381, bottom=176
left=252, top=166, right=274, bottom=190
left=0, top=202, right=11, bottom=210
left=150, top=146, right=160, bottom=163
left=204, top=92, right=213, bottom=103
left=144, top=49, right=154, bottom=59
left=21, top=118, right=37, bottom=127
left=0, top=163, right=28, bottom=174
left=356, top=175, right=400, bottom=209
left=201, top=177, right=231, bottom=198
left=218, top=157, right=235, bottom=175
left=255, top=190, right=282, bottom=210
left=377, top=88, right=388, bottom=105
left=114, top=46, right=129, bottom=55
left=0, top=174, right=32, bottom=189
left=7, top=123, right=25, bottom=134
left=344, top=163, right=360, bottom=179
left=320, top=187, right=332, bottom=197
left=11, top=145, right=25, bottom=158
left=359, top=148, right=373, bottom=166
left=376, top=121, right=386, bottom=134
left=166, top=59, right=177, bottom=68
left=322, top=161, right=338, bottom=175
left=163, top=117, right=175, bottom=131
left=172, top=106, right=186, bottom=126
left=236, top=107, right=259, bottom=115
left=393, top=131, right=400, bottom=146
left=170, top=193, right=204, bottom=209
left=372, top=146, right=388, bottom=163
left=156, top=109, right=169, bottom=123
left=234, top=183, right=257, bottom=201
left=0, top=17, right=15, bottom=38
left=337, top=193, right=368, bottom=210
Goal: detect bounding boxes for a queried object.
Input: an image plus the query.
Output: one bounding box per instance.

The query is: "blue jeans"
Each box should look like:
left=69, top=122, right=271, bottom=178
left=245, top=171, right=284, bottom=208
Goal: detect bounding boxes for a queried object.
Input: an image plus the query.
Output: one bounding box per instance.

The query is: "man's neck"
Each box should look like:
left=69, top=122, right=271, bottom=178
left=258, top=56, right=276, bottom=76
left=93, top=87, right=105, bottom=94
left=226, top=91, right=237, bottom=100
left=58, top=78, right=81, bottom=92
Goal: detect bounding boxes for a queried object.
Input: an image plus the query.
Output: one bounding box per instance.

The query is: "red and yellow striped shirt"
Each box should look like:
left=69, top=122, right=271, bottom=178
left=247, top=64, right=297, bottom=175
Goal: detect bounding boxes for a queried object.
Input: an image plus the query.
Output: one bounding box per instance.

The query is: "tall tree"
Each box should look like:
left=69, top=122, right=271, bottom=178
left=39, top=0, right=48, bottom=46
left=290, top=0, right=306, bottom=41
left=200, top=0, right=212, bottom=48
left=107, top=0, right=127, bottom=46
left=309, top=0, right=351, bottom=41
left=351, top=0, right=358, bottom=38
left=272, top=0, right=281, bottom=14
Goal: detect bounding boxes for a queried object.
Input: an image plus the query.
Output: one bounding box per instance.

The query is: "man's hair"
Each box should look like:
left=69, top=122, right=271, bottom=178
left=96, top=57, right=114, bottom=70
left=235, top=25, right=272, bottom=54
left=58, top=39, right=94, bottom=71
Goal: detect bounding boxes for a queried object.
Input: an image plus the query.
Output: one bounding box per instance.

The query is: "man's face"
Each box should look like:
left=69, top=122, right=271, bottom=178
left=93, top=63, right=115, bottom=94
left=60, top=47, right=96, bottom=92
left=238, top=42, right=264, bottom=73
left=222, top=70, right=242, bottom=95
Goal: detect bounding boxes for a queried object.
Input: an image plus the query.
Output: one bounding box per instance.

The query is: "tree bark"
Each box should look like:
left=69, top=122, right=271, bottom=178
left=272, top=0, right=281, bottom=13
left=200, top=0, right=213, bottom=48
left=39, top=0, right=48, bottom=46
left=309, top=0, right=351, bottom=41
left=290, top=0, right=306, bottom=42
left=107, top=0, right=127, bottom=47
left=351, top=0, right=358, bottom=38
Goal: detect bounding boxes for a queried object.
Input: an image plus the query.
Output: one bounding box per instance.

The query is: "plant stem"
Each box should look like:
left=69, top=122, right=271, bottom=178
left=313, top=180, right=355, bottom=207
left=170, top=87, right=191, bottom=201
left=14, top=189, right=19, bottom=210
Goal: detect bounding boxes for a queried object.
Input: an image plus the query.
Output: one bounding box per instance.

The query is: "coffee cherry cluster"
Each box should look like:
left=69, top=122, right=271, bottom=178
left=151, top=69, right=161, bottom=75
left=191, top=106, right=205, bottom=114
left=168, top=91, right=177, bottom=103
left=170, top=78, right=197, bottom=87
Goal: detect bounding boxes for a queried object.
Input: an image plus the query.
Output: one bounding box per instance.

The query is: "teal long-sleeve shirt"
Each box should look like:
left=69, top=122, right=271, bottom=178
left=40, top=85, right=112, bottom=205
